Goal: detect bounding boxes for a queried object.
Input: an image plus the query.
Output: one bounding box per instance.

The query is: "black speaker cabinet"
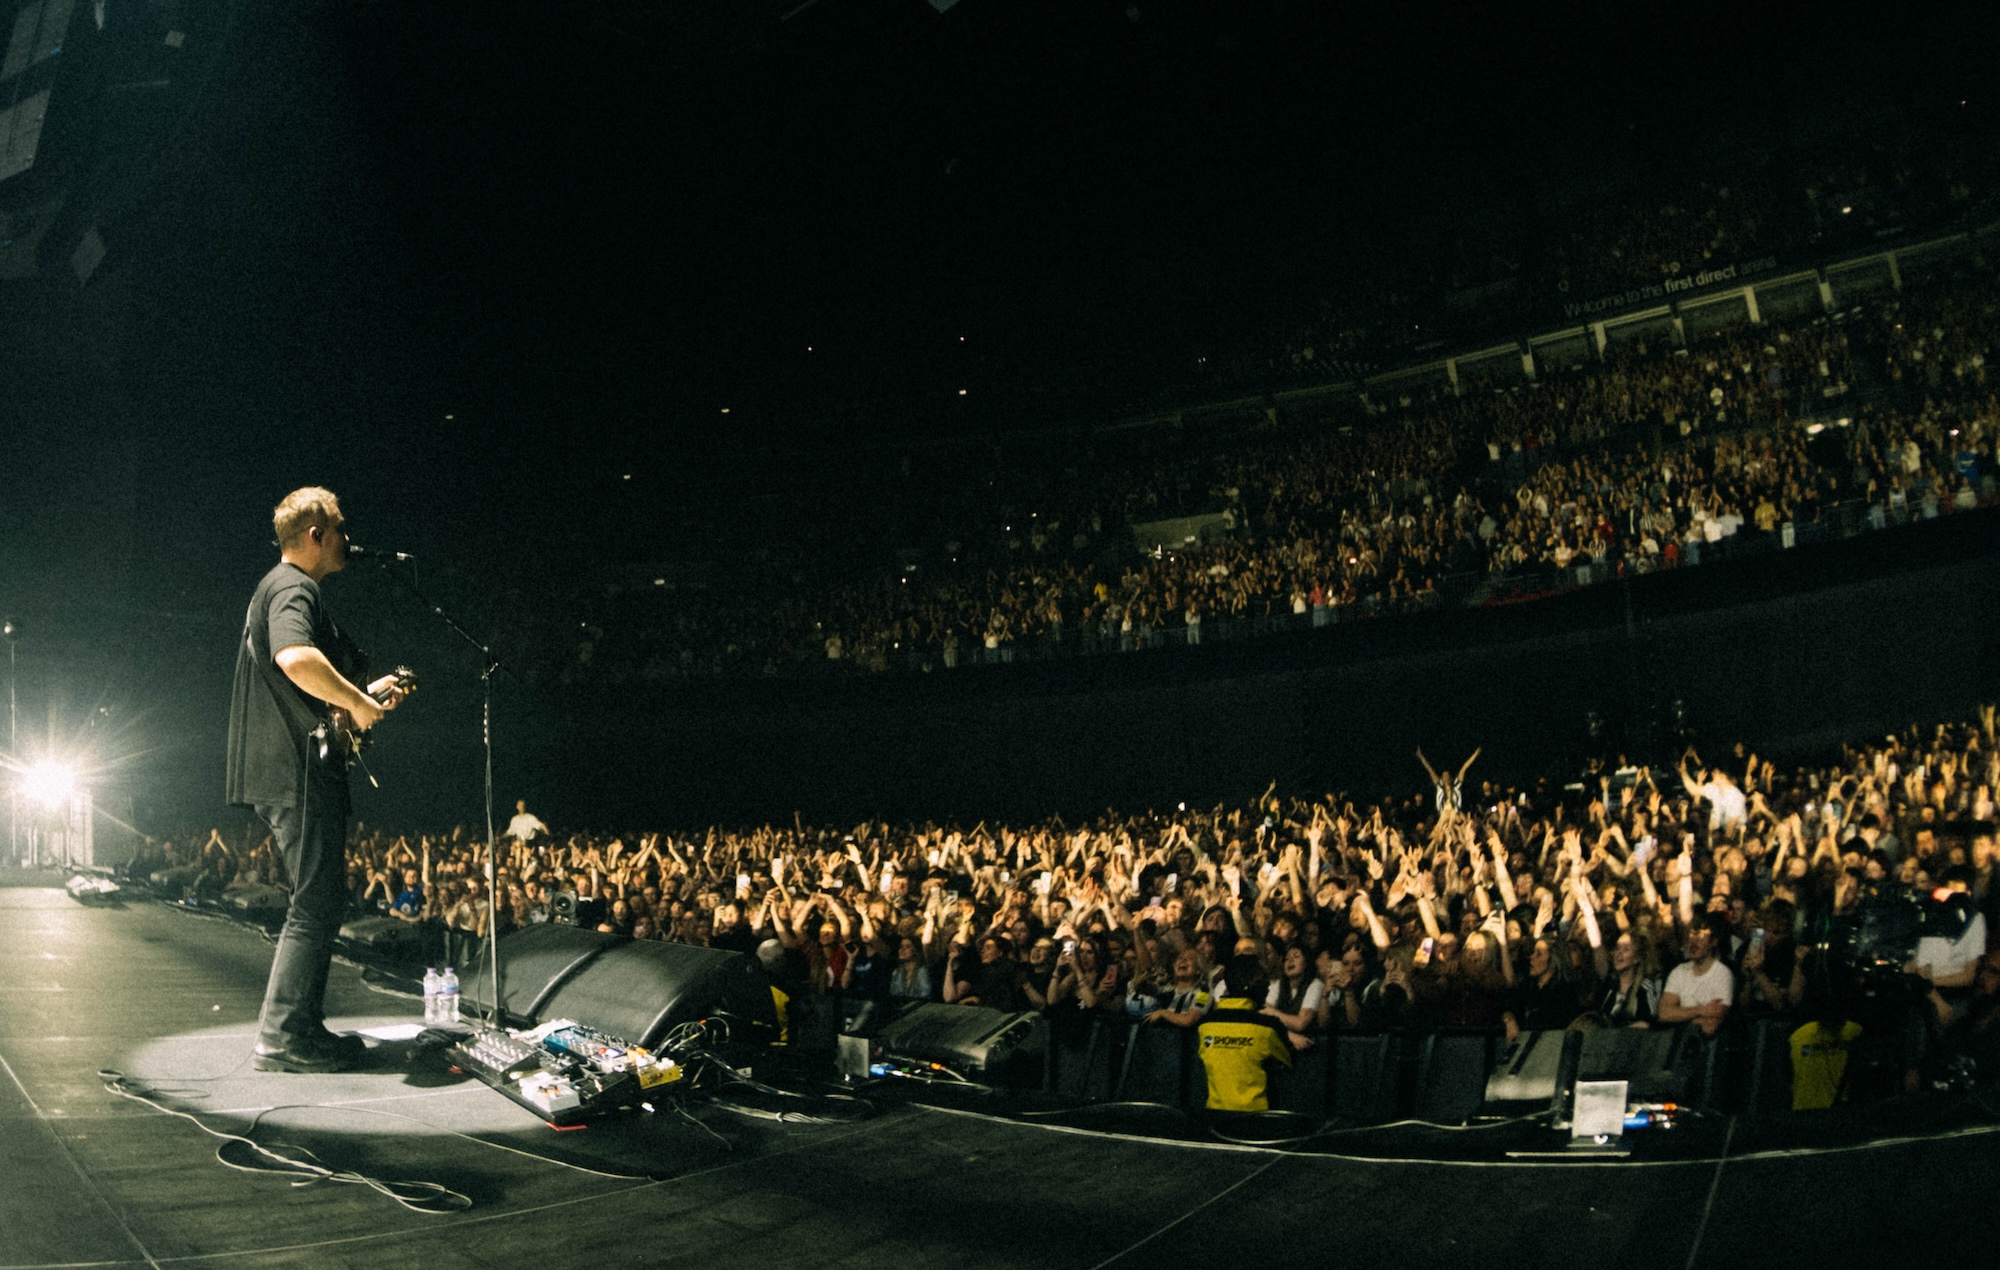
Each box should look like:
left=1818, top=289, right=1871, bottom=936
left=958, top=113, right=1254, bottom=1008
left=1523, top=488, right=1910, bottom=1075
left=875, top=1002, right=1046, bottom=1076
left=339, top=914, right=423, bottom=958
left=461, top=924, right=778, bottom=1048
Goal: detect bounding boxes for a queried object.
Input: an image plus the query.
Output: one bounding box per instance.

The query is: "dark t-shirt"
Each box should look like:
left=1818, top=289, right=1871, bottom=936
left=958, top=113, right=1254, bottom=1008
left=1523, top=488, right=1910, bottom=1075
left=1510, top=975, right=1585, bottom=1032
left=226, top=562, right=356, bottom=808
left=845, top=948, right=893, bottom=999
left=968, top=956, right=1024, bottom=1012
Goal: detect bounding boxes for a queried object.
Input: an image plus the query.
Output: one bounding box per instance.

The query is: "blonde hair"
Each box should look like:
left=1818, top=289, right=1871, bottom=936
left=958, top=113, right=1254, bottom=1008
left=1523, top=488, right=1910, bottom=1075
left=273, top=487, right=342, bottom=548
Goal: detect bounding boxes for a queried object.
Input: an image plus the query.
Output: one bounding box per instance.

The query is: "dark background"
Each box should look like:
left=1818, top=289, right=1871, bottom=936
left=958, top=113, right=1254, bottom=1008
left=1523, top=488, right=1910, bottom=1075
left=0, top=0, right=1992, bottom=836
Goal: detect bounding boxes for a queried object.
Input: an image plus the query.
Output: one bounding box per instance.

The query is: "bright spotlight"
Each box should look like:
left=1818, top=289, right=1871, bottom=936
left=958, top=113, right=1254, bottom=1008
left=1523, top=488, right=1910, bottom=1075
left=23, top=762, right=77, bottom=810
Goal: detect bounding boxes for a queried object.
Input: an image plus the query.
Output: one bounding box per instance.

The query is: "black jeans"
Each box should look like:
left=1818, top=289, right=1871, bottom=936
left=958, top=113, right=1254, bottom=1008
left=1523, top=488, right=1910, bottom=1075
left=254, top=773, right=351, bottom=1049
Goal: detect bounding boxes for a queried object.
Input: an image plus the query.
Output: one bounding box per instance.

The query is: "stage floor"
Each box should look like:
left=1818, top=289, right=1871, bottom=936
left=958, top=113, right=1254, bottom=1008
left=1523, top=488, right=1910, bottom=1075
left=1, top=875, right=1994, bottom=1269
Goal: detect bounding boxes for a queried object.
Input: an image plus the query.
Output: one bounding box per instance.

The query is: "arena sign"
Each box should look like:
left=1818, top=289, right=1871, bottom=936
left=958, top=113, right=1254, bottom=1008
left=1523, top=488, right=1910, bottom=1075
left=1561, top=254, right=1779, bottom=319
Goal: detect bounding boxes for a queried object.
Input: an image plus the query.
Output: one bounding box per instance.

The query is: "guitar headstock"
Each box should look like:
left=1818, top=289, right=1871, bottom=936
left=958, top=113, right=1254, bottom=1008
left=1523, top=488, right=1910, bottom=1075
left=375, top=665, right=419, bottom=702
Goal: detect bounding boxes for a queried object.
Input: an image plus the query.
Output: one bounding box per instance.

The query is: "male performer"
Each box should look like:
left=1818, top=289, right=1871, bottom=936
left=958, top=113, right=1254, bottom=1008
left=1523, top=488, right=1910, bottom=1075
left=227, top=487, right=405, bottom=1072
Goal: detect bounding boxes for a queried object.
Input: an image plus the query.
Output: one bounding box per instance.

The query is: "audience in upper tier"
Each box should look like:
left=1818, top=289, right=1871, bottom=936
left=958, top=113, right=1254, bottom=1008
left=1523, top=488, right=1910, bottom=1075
left=1210, top=115, right=1994, bottom=393
left=501, top=276, right=1996, bottom=682
left=139, top=709, right=2000, bottom=1100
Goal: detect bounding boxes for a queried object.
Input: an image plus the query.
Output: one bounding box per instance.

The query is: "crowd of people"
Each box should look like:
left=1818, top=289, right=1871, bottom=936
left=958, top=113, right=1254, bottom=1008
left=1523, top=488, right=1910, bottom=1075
left=400, top=128, right=1999, bottom=692
left=136, top=710, right=2000, bottom=1109
left=1549, top=172, right=1781, bottom=304
left=510, top=274, right=1996, bottom=682
left=1240, top=112, right=1995, bottom=387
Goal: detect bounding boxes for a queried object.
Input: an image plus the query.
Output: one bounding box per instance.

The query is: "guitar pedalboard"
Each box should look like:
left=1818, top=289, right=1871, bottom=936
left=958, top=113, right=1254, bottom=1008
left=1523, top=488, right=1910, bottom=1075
left=445, top=1019, right=682, bottom=1126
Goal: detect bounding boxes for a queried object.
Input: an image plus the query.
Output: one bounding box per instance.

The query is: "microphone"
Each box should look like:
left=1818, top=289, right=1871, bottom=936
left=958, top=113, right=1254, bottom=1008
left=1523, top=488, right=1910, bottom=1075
left=346, top=544, right=418, bottom=561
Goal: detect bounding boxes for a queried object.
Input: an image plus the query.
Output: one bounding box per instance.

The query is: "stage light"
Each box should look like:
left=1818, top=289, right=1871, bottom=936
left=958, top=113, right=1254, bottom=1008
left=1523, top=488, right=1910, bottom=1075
left=23, top=762, right=76, bottom=810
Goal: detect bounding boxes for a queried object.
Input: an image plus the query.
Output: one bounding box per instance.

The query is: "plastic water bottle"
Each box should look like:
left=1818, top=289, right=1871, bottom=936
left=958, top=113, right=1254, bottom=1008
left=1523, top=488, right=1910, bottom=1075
left=440, top=966, right=460, bottom=1025
left=422, top=967, right=441, bottom=1025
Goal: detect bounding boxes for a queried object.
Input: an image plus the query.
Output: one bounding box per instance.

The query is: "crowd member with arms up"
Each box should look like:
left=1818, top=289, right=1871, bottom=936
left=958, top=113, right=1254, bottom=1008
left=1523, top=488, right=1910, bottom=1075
left=184, top=700, right=2000, bottom=1104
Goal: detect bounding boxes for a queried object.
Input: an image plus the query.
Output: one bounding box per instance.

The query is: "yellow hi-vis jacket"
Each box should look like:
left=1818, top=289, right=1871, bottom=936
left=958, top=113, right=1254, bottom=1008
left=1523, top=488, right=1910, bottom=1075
left=1196, top=995, right=1293, bottom=1111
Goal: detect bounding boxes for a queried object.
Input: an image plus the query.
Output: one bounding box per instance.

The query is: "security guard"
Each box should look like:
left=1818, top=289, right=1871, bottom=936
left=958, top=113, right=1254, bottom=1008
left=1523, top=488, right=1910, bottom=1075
left=1196, top=958, right=1293, bottom=1112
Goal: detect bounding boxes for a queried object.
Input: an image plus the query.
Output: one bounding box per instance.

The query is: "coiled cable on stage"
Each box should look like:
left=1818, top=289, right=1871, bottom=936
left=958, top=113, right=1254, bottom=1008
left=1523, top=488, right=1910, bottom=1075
left=98, top=1069, right=474, bottom=1214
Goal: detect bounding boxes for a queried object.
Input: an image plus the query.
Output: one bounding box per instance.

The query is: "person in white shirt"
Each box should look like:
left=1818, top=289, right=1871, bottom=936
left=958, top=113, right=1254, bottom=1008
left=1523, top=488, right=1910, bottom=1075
left=1678, top=758, right=1747, bottom=836
left=1908, top=868, right=1988, bottom=1024
left=505, top=799, right=548, bottom=843
left=1659, top=918, right=1734, bottom=1037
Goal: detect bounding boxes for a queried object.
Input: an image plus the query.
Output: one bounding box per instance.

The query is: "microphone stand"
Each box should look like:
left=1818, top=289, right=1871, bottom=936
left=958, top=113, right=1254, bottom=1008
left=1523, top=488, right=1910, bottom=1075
left=361, top=555, right=510, bottom=1030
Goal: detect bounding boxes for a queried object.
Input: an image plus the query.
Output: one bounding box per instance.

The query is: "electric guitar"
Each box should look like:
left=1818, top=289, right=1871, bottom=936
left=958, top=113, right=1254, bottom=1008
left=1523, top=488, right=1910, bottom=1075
left=314, top=665, right=418, bottom=774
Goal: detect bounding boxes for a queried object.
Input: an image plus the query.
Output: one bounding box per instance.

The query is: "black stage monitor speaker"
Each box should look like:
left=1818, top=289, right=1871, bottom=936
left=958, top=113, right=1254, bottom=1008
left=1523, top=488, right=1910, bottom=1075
left=226, top=884, right=290, bottom=920
left=1485, top=1028, right=1679, bottom=1108
left=1578, top=1026, right=1681, bottom=1103
left=875, top=1002, right=1046, bottom=1077
left=461, top=924, right=778, bottom=1048
left=339, top=914, right=422, bottom=958
left=1483, top=1028, right=1584, bottom=1117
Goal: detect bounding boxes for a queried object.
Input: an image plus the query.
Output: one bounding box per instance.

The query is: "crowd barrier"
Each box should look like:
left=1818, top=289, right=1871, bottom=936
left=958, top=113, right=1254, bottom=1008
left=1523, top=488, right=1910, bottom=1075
left=786, top=992, right=1897, bottom=1122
